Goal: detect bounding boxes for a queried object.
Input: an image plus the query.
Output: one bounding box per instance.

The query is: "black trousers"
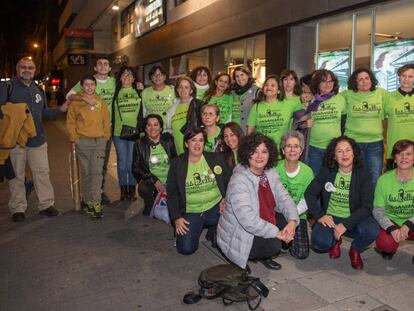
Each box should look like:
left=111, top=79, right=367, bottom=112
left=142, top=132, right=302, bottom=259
left=248, top=213, right=287, bottom=260
left=137, top=179, right=157, bottom=214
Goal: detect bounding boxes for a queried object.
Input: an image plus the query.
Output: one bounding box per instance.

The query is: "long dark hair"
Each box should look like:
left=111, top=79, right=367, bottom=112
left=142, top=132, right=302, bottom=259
left=280, top=69, right=301, bottom=99
left=221, top=122, right=244, bottom=167
left=347, top=68, right=378, bottom=92
left=323, top=136, right=363, bottom=169
left=203, top=73, right=231, bottom=102
left=253, top=74, right=284, bottom=103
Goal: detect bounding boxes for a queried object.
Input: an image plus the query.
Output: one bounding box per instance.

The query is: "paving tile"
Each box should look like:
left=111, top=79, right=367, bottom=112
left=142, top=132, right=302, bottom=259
left=369, top=278, right=414, bottom=311
left=334, top=294, right=383, bottom=311
left=296, top=271, right=372, bottom=304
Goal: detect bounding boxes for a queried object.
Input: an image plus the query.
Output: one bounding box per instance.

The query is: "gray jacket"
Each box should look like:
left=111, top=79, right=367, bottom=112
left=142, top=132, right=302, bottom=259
left=217, top=165, right=299, bottom=268
left=231, top=84, right=260, bottom=133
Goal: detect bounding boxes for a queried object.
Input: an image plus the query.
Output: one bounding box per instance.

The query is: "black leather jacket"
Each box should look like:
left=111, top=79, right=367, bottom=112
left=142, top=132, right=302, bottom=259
left=132, top=132, right=177, bottom=184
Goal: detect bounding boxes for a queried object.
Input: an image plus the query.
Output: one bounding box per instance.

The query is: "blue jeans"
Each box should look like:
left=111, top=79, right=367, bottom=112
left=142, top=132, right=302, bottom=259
left=112, top=136, right=136, bottom=186
left=311, top=216, right=379, bottom=252
left=176, top=204, right=220, bottom=255
left=307, top=145, right=326, bottom=176
left=357, top=141, right=383, bottom=185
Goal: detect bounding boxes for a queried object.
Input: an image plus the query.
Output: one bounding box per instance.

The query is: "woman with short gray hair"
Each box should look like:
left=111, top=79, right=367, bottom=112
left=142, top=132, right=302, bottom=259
left=276, top=130, right=314, bottom=259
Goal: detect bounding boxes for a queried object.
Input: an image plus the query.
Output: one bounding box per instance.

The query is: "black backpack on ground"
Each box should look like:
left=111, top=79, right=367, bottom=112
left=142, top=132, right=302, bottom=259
left=183, top=264, right=269, bottom=310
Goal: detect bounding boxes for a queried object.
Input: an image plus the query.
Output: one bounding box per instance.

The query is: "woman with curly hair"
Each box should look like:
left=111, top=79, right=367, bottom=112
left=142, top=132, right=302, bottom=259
left=189, top=66, right=211, bottom=100
left=221, top=122, right=244, bottom=169
left=247, top=75, right=303, bottom=147
left=217, top=133, right=298, bottom=270
left=305, top=136, right=379, bottom=270
left=204, top=73, right=233, bottom=124
left=305, top=69, right=346, bottom=175
left=341, top=67, right=388, bottom=184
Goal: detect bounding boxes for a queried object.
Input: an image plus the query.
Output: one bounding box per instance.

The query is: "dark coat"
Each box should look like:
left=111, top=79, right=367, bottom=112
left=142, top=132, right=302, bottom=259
left=304, top=166, right=374, bottom=230
left=132, top=132, right=177, bottom=184
left=167, top=152, right=231, bottom=221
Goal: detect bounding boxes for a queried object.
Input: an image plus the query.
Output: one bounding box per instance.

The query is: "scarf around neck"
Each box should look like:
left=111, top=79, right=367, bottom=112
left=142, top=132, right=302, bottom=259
left=307, top=92, right=335, bottom=112
left=233, top=81, right=253, bottom=95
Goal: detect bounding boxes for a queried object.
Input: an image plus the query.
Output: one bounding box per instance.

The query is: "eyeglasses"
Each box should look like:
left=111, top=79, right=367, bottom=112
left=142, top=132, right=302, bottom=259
left=335, top=148, right=352, bottom=155
left=321, top=80, right=334, bottom=84
left=284, top=144, right=301, bottom=150
left=121, top=72, right=133, bottom=77
left=19, top=66, right=35, bottom=70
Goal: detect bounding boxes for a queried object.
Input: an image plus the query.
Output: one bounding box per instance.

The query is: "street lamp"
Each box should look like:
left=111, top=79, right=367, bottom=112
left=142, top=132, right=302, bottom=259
left=33, top=43, right=39, bottom=48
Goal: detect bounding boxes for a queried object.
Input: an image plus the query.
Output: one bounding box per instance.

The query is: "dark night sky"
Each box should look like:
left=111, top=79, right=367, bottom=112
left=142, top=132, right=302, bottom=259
left=0, top=0, right=59, bottom=57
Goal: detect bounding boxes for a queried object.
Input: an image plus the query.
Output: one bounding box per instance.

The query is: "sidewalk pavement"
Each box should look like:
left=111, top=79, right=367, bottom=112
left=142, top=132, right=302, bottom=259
left=1, top=116, right=414, bottom=311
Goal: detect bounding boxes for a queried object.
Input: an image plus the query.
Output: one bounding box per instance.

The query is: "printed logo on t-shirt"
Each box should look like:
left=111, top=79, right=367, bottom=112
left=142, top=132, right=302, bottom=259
left=313, top=102, right=339, bottom=123
left=394, top=102, right=414, bottom=115
left=352, top=101, right=382, bottom=115
left=186, top=170, right=216, bottom=188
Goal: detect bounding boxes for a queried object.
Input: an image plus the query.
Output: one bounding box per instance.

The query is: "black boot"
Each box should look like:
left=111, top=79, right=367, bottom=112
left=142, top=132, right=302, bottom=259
left=129, top=185, right=137, bottom=201
left=120, top=186, right=128, bottom=201
left=142, top=198, right=153, bottom=216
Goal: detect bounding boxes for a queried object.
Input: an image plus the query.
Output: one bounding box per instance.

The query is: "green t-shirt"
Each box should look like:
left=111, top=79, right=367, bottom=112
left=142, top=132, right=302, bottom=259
left=327, top=171, right=352, bottom=218
left=148, top=143, right=170, bottom=184
left=71, top=76, right=116, bottom=119
left=209, top=94, right=233, bottom=124
left=247, top=99, right=303, bottom=146
left=384, top=91, right=414, bottom=159
left=204, top=127, right=221, bottom=152
left=142, top=86, right=175, bottom=129
left=283, top=96, right=302, bottom=107
left=310, top=94, right=346, bottom=149
left=113, top=87, right=141, bottom=137
left=276, top=161, right=314, bottom=220
left=232, top=150, right=238, bottom=165
left=342, top=88, right=388, bottom=143
left=374, top=169, right=414, bottom=226
left=171, top=103, right=189, bottom=155
left=185, top=155, right=222, bottom=213
left=196, top=87, right=209, bottom=100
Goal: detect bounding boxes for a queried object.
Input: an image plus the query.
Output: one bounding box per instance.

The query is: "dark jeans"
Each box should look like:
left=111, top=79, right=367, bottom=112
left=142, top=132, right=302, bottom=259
left=311, top=216, right=379, bottom=253
left=357, top=141, right=383, bottom=185
left=307, top=145, right=326, bottom=176
left=176, top=204, right=220, bottom=255
left=248, top=213, right=287, bottom=260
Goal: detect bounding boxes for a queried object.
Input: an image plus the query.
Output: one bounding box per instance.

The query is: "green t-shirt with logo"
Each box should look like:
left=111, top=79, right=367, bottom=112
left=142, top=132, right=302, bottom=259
left=204, top=127, right=221, bottom=152
left=327, top=171, right=352, bottom=218
left=342, top=88, right=388, bottom=143
left=196, top=87, right=208, bottom=100
left=310, top=94, right=346, bottom=149
left=142, top=86, right=175, bottom=129
left=171, top=103, right=189, bottom=155
left=113, top=87, right=141, bottom=137
left=185, top=155, right=222, bottom=213
left=71, top=76, right=116, bottom=119
left=247, top=99, right=303, bottom=146
left=148, top=143, right=170, bottom=184
left=209, top=94, right=233, bottom=124
left=384, top=91, right=414, bottom=159
left=284, top=96, right=302, bottom=107
left=374, top=169, right=414, bottom=226
left=276, top=161, right=314, bottom=220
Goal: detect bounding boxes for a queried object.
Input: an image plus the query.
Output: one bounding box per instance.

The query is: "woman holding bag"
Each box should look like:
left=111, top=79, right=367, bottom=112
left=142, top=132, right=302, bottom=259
left=132, top=114, right=176, bottom=216
left=112, top=66, right=143, bottom=201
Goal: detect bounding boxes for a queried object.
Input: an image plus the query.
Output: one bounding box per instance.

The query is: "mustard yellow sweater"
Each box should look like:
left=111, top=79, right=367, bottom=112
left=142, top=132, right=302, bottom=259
left=66, top=94, right=110, bottom=142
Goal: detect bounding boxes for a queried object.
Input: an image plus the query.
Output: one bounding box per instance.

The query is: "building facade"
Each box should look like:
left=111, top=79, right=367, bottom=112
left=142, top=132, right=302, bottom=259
left=53, top=0, right=414, bottom=92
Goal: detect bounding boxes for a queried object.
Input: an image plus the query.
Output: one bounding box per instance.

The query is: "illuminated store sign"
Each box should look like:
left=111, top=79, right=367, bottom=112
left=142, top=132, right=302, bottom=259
left=134, top=0, right=166, bottom=38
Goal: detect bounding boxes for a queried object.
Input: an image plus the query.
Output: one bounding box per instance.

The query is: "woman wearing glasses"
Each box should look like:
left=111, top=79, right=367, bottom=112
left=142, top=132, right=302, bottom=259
left=305, top=69, right=346, bottom=175
left=305, top=136, right=379, bottom=270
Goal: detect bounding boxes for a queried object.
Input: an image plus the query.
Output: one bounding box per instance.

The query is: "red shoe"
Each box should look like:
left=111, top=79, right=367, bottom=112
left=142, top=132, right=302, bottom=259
left=329, top=239, right=342, bottom=259
left=349, top=247, right=363, bottom=270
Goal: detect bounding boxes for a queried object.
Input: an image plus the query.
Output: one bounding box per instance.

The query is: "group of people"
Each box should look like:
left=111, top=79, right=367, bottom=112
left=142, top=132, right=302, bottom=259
left=2, top=55, right=414, bottom=273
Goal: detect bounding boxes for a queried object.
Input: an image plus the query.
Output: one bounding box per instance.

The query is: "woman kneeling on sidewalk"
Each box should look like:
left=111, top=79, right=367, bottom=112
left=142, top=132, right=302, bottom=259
left=167, top=128, right=231, bottom=255
left=305, top=136, right=379, bottom=269
left=373, top=139, right=414, bottom=264
left=217, top=133, right=299, bottom=270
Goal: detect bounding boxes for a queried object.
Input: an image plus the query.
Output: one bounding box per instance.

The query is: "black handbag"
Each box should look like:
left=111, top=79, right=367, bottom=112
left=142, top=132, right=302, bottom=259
left=113, top=92, right=143, bottom=141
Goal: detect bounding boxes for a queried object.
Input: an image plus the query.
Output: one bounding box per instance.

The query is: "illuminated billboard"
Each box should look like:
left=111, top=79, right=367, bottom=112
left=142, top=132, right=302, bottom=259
left=134, top=0, right=166, bottom=38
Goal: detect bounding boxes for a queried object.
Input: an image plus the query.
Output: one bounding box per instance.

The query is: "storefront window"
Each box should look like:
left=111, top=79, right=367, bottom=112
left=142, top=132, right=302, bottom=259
left=221, top=34, right=265, bottom=85
left=121, top=3, right=135, bottom=38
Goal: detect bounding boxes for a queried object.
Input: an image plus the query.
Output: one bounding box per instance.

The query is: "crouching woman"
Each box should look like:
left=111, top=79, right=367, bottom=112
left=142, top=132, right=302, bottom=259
left=167, top=127, right=231, bottom=255
left=217, top=133, right=299, bottom=270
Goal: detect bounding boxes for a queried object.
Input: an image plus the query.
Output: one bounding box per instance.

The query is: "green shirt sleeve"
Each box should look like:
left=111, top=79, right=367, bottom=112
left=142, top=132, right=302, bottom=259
left=247, top=103, right=258, bottom=126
